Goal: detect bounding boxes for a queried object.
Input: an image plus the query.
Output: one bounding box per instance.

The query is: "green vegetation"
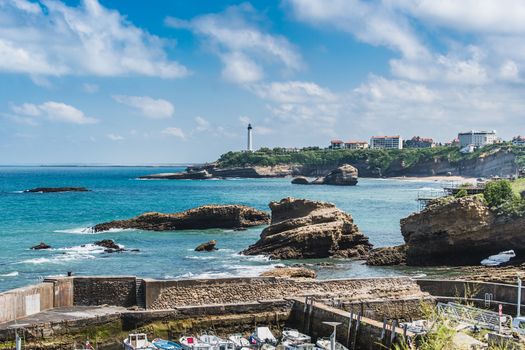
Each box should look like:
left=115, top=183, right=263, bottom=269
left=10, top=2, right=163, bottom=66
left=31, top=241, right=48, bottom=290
left=454, top=189, right=468, bottom=198
left=482, top=179, right=525, bottom=217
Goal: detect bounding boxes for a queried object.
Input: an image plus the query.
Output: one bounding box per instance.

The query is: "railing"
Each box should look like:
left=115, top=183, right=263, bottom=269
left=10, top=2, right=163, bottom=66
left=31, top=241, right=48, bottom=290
left=437, top=302, right=511, bottom=331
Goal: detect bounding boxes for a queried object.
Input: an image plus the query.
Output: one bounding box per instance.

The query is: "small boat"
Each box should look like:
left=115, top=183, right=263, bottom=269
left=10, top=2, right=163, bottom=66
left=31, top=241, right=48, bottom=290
left=281, top=328, right=311, bottom=344
left=199, top=334, right=236, bottom=350
left=315, top=338, right=347, bottom=350
left=249, top=327, right=277, bottom=346
left=227, top=334, right=251, bottom=350
left=179, top=336, right=213, bottom=350
left=123, top=333, right=156, bottom=350
left=282, top=342, right=317, bottom=350
left=152, top=339, right=183, bottom=350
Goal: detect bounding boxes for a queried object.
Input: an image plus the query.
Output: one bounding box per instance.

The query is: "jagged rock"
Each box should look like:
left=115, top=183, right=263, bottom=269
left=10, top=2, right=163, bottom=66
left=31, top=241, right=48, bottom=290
left=95, top=239, right=121, bottom=250
left=322, top=164, right=358, bottom=186
left=401, top=196, right=525, bottom=266
left=242, top=197, right=372, bottom=259
left=291, top=176, right=309, bottom=185
left=24, top=187, right=89, bottom=193
left=260, top=266, right=317, bottom=279
left=93, top=205, right=270, bottom=232
left=366, top=245, right=407, bottom=266
left=31, top=242, right=51, bottom=250
left=195, top=240, right=218, bottom=252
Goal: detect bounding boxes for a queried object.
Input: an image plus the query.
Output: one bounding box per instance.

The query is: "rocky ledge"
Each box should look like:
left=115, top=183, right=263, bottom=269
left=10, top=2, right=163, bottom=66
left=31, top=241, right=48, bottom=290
left=140, top=164, right=295, bottom=180
left=242, top=197, right=372, bottom=259
left=291, top=164, right=358, bottom=186
left=367, top=196, right=525, bottom=266
left=24, top=187, right=89, bottom=193
left=93, top=205, right=270, bottom=232
left=260, top=266, right=317, bottom=279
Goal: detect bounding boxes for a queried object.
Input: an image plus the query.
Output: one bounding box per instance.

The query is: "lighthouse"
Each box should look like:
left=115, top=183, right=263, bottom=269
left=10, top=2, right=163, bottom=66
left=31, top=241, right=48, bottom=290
left=247, top=123, right=253, bottom=152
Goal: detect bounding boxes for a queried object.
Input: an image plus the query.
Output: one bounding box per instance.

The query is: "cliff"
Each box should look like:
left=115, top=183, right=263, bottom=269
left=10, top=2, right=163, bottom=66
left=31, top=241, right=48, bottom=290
left=242, top=197, right=372, bottom=259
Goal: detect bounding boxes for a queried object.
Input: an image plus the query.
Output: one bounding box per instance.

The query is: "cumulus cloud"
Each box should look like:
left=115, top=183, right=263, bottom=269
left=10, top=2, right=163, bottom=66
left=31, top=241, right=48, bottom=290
left=9, top=101, right=98, bottom=124
left=113, top=95, right=174, bottom=119
left=0, top=0, right=189, bottom=79
left=166, top=3, right=302, bottom=84
left=162, top=127, right=186, bottom=139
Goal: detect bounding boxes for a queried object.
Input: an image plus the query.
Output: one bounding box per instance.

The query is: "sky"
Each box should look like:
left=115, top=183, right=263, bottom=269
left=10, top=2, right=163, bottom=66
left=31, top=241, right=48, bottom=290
left=1, top=0, right=525, bottom=164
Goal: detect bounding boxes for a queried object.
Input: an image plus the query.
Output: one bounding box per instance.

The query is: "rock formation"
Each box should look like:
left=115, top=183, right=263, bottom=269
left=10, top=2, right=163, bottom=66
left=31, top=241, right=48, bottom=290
left=93, top=205, right=270, bottom=232
left=195, top=240, right=218, bottom=252
left=290, top=164, right=358, bottom=186
left=373, top=196, right=525, bottom=266
left=260, top=266, right=317, bottom=279
left=366, top=245, right=407, bottom=266
left=242, top=197, right=372, bottom=259
left=140, top=170, right=213, bottom=180
left=31, top=242, right=51, bottom=250
left=94, top=239, right=127, bottom=253
left=24, top=187, right=89, bottom=193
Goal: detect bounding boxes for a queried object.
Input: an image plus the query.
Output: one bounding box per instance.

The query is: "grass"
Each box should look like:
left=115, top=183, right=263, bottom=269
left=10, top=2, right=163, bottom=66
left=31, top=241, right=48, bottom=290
left=511, top=178, right=525, bottom=197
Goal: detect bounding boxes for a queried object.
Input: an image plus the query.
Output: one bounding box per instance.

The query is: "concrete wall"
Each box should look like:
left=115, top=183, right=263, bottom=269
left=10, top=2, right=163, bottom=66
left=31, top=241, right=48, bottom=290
left=0, top=283, right=54, bottom=324
left=44, top=277, right=74, bottom=308
left=73, top=276, right=137, bottom=307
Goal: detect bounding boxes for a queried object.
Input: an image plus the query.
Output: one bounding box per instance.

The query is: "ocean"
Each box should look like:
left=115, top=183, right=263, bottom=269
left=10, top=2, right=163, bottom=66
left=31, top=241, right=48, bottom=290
left=0, top=166, right=447, bottom=292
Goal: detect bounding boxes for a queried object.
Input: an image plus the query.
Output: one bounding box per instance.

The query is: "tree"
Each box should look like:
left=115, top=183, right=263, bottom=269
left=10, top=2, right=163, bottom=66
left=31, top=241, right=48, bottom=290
left=483, top=180, right=515, bottom=208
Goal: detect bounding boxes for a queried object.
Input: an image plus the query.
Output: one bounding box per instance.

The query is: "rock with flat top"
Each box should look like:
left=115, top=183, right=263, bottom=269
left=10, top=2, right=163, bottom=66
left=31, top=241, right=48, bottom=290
left=260, top=266, right=317, bottom=279
left=242, top=197, right=372, bottom=259
left=24, top=187, right=89, bottom=193
left=322, top=164, right=358, bottom=186
left=195, top=240, right=218, bottom=252
left=31, top=242, right=51, bottom=250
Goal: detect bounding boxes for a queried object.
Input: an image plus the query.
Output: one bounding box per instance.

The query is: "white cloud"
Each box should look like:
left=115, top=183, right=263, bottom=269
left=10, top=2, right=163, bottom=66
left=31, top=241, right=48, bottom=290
left=250, top=81, right=338, bottom=103
left=166, top=3, right=302, bottom=84
left=162, top=127, right=186, bottom=139
left=113, top=95, right=174, bottom=119
left=83, top=83, right=99, bottom=93
left=195, top=116, right=211, bottom=132
left=107, top=133, right=124, bottom=141
left=0, top=0, right=189, bottom=79
left=9, top=101, right=97, bottom=124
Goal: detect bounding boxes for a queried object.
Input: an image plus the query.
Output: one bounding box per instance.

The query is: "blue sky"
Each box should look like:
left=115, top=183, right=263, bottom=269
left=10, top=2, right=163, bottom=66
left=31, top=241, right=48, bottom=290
left=1, top=0, right=525, bottom=164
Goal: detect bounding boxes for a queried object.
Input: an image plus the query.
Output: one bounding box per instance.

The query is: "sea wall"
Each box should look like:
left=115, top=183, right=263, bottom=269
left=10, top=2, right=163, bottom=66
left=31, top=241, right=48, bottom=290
left=0, top=283, right=54, bottom=323
left=145, top=277, right=426, bottom=310
left=73, top=276, right=137, bottom=307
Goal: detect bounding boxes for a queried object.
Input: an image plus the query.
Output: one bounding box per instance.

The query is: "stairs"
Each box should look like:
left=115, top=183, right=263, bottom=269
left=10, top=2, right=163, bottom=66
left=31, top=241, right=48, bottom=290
left=135, top=278, right=146, bottom=309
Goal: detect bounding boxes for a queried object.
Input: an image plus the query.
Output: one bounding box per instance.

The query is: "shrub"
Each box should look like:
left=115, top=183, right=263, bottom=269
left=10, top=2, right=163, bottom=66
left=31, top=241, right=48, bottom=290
left=483, top=180, right=515, bottom=208
left=455, top=189, right=468, bottom=198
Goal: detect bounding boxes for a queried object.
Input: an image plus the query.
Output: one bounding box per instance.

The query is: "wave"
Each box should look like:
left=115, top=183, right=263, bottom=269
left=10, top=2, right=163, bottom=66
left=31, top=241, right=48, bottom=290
left=20, top=243, right=109, bottom=265
left=481, top=250, right=515, bottom=266
left=232, top=253, right=271, bottom=262
left=0, top=271, right=19, bottom=277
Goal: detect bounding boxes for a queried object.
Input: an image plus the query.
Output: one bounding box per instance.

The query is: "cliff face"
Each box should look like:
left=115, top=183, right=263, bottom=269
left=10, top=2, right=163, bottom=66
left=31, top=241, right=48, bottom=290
left=242, top=197, right=372, bottom=259
left=93, top=205, right=270, bottom=232
left=400, top=196, right=525, bottom=265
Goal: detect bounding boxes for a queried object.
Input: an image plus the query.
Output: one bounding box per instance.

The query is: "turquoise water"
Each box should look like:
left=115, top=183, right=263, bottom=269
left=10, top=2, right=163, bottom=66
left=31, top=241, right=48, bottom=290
left=0, top=167, right=444, bottom=292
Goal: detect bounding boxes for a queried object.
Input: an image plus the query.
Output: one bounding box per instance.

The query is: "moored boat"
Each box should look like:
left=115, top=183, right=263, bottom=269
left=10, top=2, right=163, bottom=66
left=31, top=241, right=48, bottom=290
left=249, top=327, right=277, bottom=346
left=315, top=338, right=348, bottom=350
left=281, top=328, right=311, bottom=344
left=227, top=334, right=251, bottom=350
left=123, top=333, right=156, bottom=350
left=199, top=334, right=235, bottom=350
left=152, top=338, right=183, bottom=350
left=180, top=336, right=213, bottom=350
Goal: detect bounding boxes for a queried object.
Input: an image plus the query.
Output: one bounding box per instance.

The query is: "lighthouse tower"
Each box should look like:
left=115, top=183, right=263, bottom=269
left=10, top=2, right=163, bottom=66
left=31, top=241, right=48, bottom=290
left=247, top=124, right=253, bottom=152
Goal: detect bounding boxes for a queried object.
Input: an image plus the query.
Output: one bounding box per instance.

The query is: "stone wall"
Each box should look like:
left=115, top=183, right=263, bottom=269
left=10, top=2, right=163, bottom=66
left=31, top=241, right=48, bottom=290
left=73, top=276, right=136, bottom=307
left=340, top=297, right=432, bottom=322
left=0, top=283, right=54, bottom=323
left=146, top=277, right=427, bottom=310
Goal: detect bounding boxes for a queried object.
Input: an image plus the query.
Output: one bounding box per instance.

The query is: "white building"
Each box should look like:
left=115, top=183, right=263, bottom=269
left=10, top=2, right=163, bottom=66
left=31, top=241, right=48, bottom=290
left=330, top=139, right=344, bottom=149
left=345, top=141, right=369, bottom=150
left=512, top=136, right=525, bottom=146
left=458, top=130, right=497, bottom=148
left=370, top=136, right=403, bottom=149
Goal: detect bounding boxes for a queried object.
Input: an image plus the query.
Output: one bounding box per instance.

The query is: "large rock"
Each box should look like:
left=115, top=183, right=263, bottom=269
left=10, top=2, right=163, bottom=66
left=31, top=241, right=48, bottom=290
left=31, top=242, right=51, bottom=250
left=140, top=164, right=295, bottom=180
left=260, top=266, right=317, bottom=279
left=24, top=187, right=89, bottom=193
left=400, top=196, right=525, bottom=266
left=195, top=240, right=218, bottom=252
left=242, top=197, right=372, bottom=259
left=93, top=205, right=270, bottom=232
left=322, top=164, right=358, bottom=186
left=366, top=245, right=407, bottom=266
left=291, top=176, right=309, bottom=185
left=140, top=170, right=212, bottom=180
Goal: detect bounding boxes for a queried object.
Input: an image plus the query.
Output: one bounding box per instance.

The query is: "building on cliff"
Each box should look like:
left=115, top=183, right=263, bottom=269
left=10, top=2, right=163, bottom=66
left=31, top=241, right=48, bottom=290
left=458, top=130, right=498, bottom=148
left=370, top=135, right=403, bottom=149
left=345, top=140, right=369, bottom=149
left=512, top=136, right=525, bottom=146
left=404, top=136, right=436, bottom=148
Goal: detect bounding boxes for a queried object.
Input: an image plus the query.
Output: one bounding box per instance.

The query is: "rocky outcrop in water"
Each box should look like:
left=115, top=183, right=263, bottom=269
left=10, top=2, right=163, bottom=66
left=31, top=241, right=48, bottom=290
left=93, top=205, right=270, bottom=232
left=195, top=240, right=218, bottom=252
left=371, top=196, right=525, bottom=266
left=140, top=164, right=295, bottom=180
left=242, top=197, right=372, bottom=259
left=31, top=242, right=51, bottom=250
left=291, top=164, right=358, bottom=186
left=291, top=176, right=309, bottom=185
left=260, top=266, right=317, bottom=279
left=140, top=170, right=213, bottom=180
left=366, top=245, right=407, bottom=266
left=24, top=187, right=89, bottom=193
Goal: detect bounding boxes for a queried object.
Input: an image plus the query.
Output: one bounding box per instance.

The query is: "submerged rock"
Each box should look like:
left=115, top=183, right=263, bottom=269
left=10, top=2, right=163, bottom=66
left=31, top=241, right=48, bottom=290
left=400, top=196, right=525, bottom=266
left=94, top=239, right=121, bottom=250
left=195, top=240, right=218, bottom=252
left=260, top=266, right=317, bottom=279
left=93, top=205, right=270, bottom=232
left=242, top=197, right=372, bottom=259
left=24, top=187, right=89, bottom=193
left=31, top=242, right=51, bottom=250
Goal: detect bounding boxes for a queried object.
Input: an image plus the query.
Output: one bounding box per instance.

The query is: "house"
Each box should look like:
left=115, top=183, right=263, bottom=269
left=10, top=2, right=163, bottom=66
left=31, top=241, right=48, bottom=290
left=512, top=136, right=525, bottom=146
left=370, top=136, right=403, bottom=149
left=458, top=130, right=497, bottom=148
left=404, top=136, right=435, bottom=148
left=330, top=139, right=344, bottom=149
left=344, top=141, right=369, bottom=150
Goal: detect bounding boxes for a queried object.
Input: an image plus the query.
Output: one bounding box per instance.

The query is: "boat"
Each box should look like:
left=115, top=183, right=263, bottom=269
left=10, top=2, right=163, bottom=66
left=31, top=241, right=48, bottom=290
left=249, top=327, right=277, bottom=346
left=179, top=336, right=213, bottom=350
left=315, top=338, right=348, bottom=350
left=152, top=339, right=183, bottom=350
left=227, top=334, right=251, bottom=350
left=199, top=334, right=235, bottom=350
left=282, top=341, right=317, bottom=350
left=123, top=333, right=156, bottom=350
left=281, top=328, right=311, bottom=344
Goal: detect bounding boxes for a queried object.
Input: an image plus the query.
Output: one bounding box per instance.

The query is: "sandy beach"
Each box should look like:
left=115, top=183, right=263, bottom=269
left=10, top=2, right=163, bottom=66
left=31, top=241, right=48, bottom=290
left=390, top=175, right=478, bottom=184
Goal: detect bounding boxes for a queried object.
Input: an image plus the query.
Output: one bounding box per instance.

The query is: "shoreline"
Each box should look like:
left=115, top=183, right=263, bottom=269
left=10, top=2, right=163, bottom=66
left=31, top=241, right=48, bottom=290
left=389, top=175, right=478, bottom=184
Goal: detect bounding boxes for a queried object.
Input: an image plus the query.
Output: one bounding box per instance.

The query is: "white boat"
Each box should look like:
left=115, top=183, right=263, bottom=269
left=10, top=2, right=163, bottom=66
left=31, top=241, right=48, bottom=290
left=281, top=328, right=311, bottom=344
left=315, top=338, right=347, bottom=350
left=249, top=327, right=277, bottom=346
left=123, top=333, right=156, bottom=350
left=199, top=334, right=235, bottom=350
left=227, top=334, right=251, bottom=350
left=282, top=342, right=317, bottom=350
left=179, top=336, right=213, bottom=350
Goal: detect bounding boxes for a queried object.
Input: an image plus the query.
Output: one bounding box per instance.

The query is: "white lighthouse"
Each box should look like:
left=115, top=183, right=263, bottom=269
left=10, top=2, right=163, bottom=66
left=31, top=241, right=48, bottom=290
left=247, top=123, right=253, bottom=151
